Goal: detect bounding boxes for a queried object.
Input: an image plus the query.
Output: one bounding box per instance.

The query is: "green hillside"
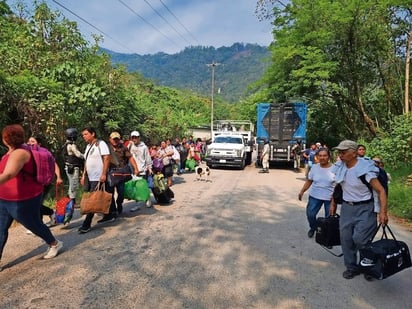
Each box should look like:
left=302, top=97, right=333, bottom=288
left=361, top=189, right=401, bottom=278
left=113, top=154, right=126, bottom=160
left=102, top=43, right=271, bottom=103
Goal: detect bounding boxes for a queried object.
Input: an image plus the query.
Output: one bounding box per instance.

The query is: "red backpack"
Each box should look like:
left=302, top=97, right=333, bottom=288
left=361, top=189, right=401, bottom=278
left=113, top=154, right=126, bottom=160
left=22, top=144, right=56, bottom=186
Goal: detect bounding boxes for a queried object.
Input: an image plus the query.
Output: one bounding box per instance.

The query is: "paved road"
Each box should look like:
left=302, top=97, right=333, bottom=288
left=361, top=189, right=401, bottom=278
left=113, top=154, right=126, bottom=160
left=1, top=164, right=411, bottom=308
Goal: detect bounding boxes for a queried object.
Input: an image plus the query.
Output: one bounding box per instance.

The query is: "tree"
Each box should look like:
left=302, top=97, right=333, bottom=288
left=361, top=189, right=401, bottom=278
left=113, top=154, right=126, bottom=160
left=255, top=0, right=412, bottom=140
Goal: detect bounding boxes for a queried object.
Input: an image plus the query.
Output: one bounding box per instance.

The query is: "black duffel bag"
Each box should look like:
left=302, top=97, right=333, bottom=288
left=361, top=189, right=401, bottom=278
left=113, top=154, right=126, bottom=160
left=107, top=165, right=132, bottom=187
left=359, top=224, right=412, bottom=280
left=315, top=214, right=341, bottom=247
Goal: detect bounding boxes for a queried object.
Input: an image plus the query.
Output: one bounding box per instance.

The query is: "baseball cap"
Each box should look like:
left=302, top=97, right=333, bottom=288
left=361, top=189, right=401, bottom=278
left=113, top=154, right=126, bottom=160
left=110, top=131, right=121, bottom=139
left=333, top=140, right=358, bottom=151
left=130, top=131, right=140, bottom=137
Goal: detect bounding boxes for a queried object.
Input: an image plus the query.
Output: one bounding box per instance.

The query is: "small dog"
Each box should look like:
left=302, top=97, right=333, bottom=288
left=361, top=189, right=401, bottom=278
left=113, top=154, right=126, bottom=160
left=195, top=162, right=211, bottom=182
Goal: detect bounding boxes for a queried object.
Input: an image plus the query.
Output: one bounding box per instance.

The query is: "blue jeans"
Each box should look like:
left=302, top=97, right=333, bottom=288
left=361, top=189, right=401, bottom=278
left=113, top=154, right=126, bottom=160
left=306, top=195, right=331, bottom=231
left=0, top=194, right=56, bottom=259
left=113, top=182, right=125, bottom=209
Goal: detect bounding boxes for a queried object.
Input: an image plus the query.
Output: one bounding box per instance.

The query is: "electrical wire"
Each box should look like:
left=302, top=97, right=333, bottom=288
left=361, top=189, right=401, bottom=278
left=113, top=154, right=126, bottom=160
left=51, top=0, right=133, bottom=53
left=143, top=0, right=190, bottom=45
left=159, top=0, right=200, bottom=45
left=117, top=0, right=181, bottom=51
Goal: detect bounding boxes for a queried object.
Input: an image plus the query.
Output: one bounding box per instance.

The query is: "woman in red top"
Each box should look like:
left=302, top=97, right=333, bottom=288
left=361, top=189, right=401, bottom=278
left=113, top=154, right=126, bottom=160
left=0, top=124, right=63, bottom=271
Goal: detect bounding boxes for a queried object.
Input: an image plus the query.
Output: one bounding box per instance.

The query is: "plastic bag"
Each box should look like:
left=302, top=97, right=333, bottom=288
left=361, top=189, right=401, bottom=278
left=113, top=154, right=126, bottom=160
left=124, top=178, right=150, bottom=201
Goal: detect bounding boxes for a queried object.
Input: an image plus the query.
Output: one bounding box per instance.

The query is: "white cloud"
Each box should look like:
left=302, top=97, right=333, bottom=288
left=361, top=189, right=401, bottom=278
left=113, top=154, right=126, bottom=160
left=14, top=0, right=273, bottom=54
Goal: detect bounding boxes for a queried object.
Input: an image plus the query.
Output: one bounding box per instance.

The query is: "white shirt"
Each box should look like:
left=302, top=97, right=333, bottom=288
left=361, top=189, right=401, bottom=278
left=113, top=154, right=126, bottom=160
left=308, top=164, right=334, bottom=200
left=84, top=140, right=110, bottom=181
left=129, top=141, right=152, bottom=175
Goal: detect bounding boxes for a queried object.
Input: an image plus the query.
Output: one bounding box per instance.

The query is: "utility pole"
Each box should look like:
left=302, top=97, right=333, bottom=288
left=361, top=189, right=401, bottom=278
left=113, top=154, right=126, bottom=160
left=405, top=30, right=411, bottom=114
left=207, top=61, right=221, bottom=132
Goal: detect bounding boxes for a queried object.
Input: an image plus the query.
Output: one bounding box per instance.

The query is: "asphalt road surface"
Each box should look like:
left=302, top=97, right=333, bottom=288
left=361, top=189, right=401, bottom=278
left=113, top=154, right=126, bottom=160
left=1, top=163, right=411, bottom=309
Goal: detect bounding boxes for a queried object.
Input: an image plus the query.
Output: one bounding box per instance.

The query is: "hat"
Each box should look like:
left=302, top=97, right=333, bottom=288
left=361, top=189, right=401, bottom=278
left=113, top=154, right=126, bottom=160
left=316, top=142, right=321, bottom=146
left=333, top=140, right=358, bottom=151
left=110, top=132, right=121, bottom=139
left=130, top=131, right=140, bottom=137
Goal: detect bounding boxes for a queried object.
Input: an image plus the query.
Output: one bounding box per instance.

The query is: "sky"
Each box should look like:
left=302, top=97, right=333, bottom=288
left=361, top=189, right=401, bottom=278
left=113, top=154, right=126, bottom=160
left=10, top=0, right=274, bottom=55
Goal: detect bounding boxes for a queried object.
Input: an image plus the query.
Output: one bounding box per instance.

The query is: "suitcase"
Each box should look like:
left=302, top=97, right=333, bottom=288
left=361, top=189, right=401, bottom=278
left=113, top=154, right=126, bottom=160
left=315, top=214, right=341, bottom=247
left=359, top=224, right=412, bottom=280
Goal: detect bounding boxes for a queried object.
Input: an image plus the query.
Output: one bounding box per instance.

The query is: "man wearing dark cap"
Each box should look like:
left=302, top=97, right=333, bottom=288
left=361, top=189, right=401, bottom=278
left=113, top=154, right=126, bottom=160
left=330, top=140, right=388, bottom=280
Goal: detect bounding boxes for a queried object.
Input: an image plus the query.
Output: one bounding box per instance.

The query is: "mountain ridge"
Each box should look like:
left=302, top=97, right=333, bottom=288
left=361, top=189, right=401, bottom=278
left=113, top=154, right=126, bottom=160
left=103, top=43, right=271, bottom=102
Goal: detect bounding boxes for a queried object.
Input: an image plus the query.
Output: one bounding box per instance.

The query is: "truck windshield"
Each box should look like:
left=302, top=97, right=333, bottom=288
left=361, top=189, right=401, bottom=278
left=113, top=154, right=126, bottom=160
left=215, top=136, right=243, bottom=144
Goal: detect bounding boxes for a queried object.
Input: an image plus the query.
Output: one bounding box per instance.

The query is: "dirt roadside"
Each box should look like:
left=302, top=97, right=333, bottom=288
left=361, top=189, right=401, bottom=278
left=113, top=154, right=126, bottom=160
left=1, top=164, right=411, bottom=309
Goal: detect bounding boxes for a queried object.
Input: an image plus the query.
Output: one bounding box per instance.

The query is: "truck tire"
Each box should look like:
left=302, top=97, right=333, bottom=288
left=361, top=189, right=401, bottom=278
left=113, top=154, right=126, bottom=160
left=240, top=159, right=245, bottom=170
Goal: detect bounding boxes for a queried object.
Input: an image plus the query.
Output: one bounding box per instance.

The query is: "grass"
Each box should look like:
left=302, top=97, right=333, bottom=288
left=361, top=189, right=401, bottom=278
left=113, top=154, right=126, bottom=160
left=386, top=163, right=412, bottom=221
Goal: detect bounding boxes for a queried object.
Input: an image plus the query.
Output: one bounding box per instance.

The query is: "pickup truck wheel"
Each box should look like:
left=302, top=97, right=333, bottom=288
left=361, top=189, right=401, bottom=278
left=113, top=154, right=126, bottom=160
left=240, top=160, right=245, bottom=170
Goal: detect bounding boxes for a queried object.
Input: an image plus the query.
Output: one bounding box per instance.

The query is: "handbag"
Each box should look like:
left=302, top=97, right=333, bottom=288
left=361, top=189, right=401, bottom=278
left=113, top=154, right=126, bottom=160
left=359, top=224, right=412, bottom=280
left=107, top=165, right=132, bottom=187
left=80, top=183, right=112, bottom=215
left=55, top=185, right=71, bottom=224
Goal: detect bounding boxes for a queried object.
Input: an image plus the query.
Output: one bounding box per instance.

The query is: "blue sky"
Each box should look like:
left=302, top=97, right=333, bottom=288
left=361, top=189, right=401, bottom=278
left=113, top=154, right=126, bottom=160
left=10, top=0, right=273, bottom=55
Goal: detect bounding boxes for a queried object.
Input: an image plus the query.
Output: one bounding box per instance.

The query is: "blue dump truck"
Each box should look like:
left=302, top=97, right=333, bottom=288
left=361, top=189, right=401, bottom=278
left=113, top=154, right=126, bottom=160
left=256, top=102, right=307, bottom=167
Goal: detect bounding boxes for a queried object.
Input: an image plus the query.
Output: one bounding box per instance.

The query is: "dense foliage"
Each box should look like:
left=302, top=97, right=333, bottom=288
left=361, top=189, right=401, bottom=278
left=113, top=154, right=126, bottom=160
left=104, top=43, right=271, bottom=103
left=254, top=0, right=412, bottom=159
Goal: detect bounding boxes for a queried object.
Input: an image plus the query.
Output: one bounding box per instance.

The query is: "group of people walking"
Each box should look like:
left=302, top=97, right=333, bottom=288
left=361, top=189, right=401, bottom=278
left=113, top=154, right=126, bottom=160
left=0, top=123, right=207, bottom=271
left=298, top=140, right=389, bottom=280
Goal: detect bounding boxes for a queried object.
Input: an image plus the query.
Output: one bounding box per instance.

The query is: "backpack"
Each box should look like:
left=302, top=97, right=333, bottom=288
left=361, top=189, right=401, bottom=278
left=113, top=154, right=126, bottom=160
left=61, top=141, right=84, bottom=167
left=152, top=158, right=164, bottom=173
left=153, top=173, right=166, bottom=193
left=359, top=168, right=389, bottom=196
left=334, top=169, right=388, bottom=204
left=22, top=144, right=56, bottom=186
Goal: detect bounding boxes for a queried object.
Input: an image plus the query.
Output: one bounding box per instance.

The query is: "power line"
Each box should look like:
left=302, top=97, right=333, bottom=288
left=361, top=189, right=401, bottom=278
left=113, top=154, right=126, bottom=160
left=159, top=0, right=200, bottom=46
left=118, top=0, right=180, bottom=51
left=143, top=0, right=190, bottom=45
left=51, top=0, right=133, bottom=53
left=51, top=0, right=174, bottom=79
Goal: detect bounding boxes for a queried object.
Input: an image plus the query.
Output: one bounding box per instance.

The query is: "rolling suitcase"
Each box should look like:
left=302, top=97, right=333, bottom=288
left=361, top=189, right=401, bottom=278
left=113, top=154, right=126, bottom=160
left=359, top=224, right=412, bottom=280
left=315, top=214, right=341, bottom=247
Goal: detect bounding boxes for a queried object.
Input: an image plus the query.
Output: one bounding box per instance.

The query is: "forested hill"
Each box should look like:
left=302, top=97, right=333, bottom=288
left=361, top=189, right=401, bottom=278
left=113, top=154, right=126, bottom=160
left=102, top=43, right=271, bottom=102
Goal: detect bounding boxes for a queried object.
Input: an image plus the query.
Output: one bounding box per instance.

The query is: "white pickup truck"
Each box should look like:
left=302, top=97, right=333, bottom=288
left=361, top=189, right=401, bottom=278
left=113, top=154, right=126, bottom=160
left=204, top=120, right=254, bottom=169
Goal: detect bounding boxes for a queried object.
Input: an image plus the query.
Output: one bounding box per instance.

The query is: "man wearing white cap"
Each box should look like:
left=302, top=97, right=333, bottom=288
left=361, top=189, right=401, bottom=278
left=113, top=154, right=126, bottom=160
left=330, top=140, right=388, bottom=280
left=128, top=131, right=153, bottom=211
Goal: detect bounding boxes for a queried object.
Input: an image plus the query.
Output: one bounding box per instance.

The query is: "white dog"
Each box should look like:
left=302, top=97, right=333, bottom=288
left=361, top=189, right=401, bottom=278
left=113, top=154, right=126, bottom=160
left=195, top=162, right=211, bottom=182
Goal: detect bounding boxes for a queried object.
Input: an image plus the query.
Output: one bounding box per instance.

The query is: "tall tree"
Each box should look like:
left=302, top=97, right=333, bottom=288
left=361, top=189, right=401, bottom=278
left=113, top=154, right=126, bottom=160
left=256, top=0, right=412, bottom=139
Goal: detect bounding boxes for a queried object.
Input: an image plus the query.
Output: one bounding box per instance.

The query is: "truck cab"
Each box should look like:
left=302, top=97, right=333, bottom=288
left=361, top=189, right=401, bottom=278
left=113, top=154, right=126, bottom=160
left=205, top=120, right=254, bottom=169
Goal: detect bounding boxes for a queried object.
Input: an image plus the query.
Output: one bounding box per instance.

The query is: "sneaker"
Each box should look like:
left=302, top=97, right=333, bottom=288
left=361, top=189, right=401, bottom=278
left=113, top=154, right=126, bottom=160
left=307, top=229, right=315, bottom=238
left=43, top=240, right=63, bottom=259
left=78, top=226, right=91, bottom=234
left=97, top=215, right=116, bottom=224
left=130, top=205, right=141, bottom=212
left=146, top=199, right=152, bottom=208
left=360, top=258, right=375, bottom=267
left=342, top=269, right=361, bottom=279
